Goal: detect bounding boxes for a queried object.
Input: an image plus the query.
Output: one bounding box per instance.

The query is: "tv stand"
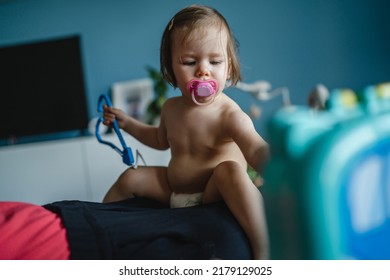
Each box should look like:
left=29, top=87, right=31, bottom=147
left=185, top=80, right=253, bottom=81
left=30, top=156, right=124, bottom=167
left=0, top=134, right=170, bottom=205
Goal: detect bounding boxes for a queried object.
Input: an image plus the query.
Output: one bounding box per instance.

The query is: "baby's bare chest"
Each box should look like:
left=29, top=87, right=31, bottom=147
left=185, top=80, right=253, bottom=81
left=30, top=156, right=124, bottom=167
left=163, top=101, right=234, bottom=154
left=166, top=118, right=225, bottom=152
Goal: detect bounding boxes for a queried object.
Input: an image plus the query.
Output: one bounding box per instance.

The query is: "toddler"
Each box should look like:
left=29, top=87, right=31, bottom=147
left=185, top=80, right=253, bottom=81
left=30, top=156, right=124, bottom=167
left=103, top=5, right=270, bottom=259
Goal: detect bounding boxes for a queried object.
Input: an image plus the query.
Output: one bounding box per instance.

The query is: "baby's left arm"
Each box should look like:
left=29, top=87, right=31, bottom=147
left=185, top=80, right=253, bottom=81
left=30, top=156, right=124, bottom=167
left=226, top=111, right=269, bottom=174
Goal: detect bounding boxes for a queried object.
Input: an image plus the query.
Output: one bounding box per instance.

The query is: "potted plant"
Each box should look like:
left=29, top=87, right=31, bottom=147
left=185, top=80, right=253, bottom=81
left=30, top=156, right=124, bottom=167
left=145, top=66, right=168, bottom=125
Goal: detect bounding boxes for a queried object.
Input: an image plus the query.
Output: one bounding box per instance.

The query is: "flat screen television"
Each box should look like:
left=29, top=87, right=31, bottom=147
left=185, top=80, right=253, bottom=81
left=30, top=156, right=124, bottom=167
left=0, top=35, right=89, bottom=145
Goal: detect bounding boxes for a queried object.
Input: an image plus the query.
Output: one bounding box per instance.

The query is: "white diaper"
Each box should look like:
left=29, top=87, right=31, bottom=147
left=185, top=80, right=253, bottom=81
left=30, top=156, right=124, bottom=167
left=170, top=192, right=203, bottom=208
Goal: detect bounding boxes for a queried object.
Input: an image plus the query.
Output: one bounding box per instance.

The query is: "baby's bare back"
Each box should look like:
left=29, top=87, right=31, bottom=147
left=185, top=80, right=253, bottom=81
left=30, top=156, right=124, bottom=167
left=162, top=96, right=247, bottom=193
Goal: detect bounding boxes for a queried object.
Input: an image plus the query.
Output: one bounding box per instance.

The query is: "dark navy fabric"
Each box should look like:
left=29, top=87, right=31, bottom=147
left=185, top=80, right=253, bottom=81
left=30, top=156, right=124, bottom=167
left=44, top=198, right=251, bottom=260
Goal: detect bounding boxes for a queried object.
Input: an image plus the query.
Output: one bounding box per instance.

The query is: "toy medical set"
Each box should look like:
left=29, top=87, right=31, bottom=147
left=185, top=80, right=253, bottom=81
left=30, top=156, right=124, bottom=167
left=263, top=82, right=390, bottom=259
left=95, top=94, right=144, bottom=168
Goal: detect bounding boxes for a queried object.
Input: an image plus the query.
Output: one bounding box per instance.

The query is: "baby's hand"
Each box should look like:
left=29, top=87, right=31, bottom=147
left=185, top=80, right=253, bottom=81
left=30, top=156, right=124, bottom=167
left=103, top=105, right=127, bottom=129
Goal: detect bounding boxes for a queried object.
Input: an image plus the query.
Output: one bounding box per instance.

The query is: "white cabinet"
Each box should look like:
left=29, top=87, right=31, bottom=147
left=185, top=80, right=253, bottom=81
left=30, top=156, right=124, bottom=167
left=0, top=135, right=170, bottom=205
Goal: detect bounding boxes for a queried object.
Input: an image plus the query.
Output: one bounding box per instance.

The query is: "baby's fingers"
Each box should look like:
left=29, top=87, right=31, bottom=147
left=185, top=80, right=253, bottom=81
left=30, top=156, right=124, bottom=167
left=102, top=108, right=114, bottom=126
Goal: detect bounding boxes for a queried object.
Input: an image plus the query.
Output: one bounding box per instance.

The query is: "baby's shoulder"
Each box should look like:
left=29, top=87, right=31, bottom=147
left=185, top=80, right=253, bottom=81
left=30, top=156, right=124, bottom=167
left=164, top=96, right=180, bottom=105
left=220, top=95, right=245, bottom=117
left=161, top=97, right=180, bottom=112
left=220, top=96, right=253, bottom=127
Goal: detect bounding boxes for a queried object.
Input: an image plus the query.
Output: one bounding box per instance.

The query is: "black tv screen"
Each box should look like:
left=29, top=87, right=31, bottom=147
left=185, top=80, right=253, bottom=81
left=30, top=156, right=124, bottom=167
left=0, top=35, right=89, bottom=143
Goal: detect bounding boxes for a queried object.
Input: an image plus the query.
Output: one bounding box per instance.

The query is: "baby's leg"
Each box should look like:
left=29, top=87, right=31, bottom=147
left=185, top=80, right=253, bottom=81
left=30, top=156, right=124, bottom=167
left=103, top=166, right=171, bottom=205
left=203, top=161, right=269, bottom=260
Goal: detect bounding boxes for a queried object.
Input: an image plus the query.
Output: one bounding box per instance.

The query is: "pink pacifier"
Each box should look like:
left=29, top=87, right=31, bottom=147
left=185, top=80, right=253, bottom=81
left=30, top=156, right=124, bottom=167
left=187, top=79, right=218, bottom=106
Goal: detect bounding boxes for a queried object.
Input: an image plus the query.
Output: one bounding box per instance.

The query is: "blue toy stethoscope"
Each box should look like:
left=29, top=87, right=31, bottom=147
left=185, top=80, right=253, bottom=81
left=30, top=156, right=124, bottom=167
left=95, top=94, right=145, bottom=168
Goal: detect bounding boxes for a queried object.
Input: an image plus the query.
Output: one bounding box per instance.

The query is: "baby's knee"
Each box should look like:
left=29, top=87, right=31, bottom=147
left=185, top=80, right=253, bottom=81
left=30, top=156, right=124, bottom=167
left=114, top=168, right=138, bottom=191
left=214, top=160, right=243, bottom=180
left=116, top=168, right=135, bottom=182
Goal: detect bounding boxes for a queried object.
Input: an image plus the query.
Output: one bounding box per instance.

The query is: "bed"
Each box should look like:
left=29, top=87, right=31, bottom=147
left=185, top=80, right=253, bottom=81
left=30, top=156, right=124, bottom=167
left=1, top=197, right=252, bottom=260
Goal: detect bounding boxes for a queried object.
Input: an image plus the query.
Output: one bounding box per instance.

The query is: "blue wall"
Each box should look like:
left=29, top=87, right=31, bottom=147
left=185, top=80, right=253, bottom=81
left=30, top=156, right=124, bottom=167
left=1, top=0, right=389, bottom=136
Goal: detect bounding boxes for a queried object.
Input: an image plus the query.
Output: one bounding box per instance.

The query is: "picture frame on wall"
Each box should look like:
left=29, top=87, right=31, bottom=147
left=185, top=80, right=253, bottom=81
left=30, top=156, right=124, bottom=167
left=111, top=78, right=153, bottom=123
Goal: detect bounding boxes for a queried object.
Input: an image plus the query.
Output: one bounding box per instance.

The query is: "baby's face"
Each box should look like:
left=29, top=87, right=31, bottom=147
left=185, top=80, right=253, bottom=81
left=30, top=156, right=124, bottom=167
left=170, top=25, right=230, bottom=103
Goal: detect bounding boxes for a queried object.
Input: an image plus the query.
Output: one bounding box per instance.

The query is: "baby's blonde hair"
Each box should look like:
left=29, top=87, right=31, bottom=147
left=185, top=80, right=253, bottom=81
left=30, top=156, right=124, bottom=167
left=160, top=5, right=241, bottom=87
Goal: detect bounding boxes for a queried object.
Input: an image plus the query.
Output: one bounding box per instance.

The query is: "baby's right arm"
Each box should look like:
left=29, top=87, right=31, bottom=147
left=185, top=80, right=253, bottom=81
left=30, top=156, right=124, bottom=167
left=103, top=105, right=169, bottom=150
left=102, top=105, right=129, bottom=129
